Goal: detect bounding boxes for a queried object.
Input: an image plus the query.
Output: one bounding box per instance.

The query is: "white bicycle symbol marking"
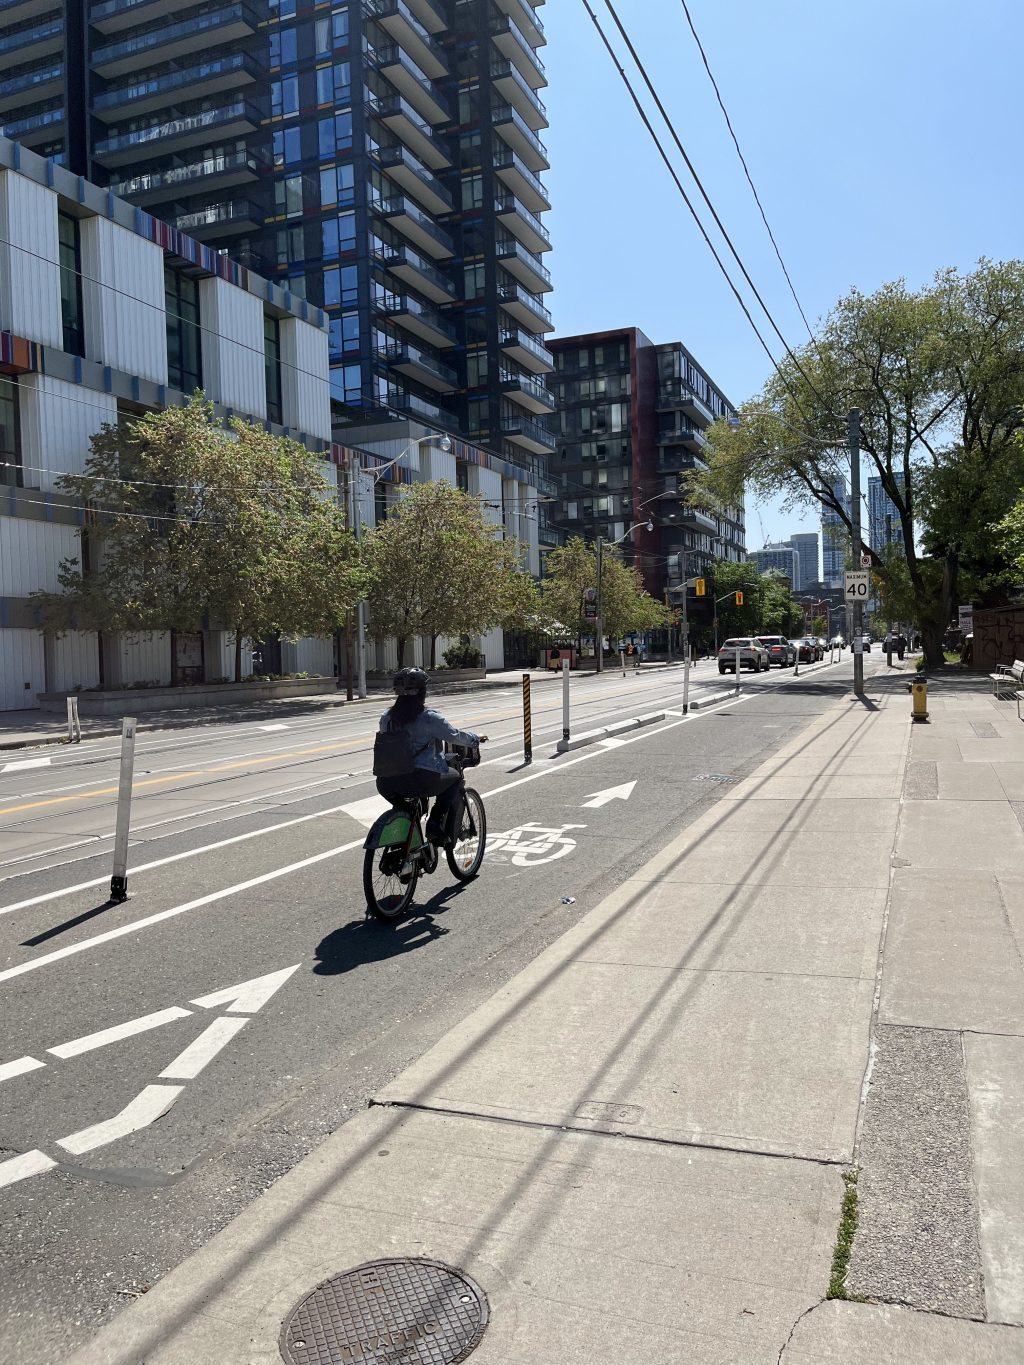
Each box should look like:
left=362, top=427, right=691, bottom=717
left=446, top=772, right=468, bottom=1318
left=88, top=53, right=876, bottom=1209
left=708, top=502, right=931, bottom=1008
left=487, top=822, right=586, bottom=867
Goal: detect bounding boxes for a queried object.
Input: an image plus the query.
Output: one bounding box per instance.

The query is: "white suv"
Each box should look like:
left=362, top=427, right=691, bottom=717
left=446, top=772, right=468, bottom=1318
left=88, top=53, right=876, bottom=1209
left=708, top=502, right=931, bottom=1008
left=718, top=638, right=770, bottom=673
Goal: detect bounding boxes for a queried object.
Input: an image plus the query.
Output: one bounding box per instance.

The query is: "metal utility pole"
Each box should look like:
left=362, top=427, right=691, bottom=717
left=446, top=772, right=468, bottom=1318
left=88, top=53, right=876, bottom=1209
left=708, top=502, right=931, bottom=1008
left=849, top=408, right=864, bottom=697
left=349, top=456, right=368, bottom=699
left=595, top=535, right=604, bottom=673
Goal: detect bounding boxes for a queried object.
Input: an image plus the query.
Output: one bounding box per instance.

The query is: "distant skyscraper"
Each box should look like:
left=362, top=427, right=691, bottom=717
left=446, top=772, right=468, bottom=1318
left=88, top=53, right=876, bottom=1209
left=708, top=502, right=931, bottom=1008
left=790, top=532, right=819, bottom=592
left=749, top=542, right=795, bottom=585
left=822, top=477, right=850, bottom=586
left=868, top=476, right=904, bottom=552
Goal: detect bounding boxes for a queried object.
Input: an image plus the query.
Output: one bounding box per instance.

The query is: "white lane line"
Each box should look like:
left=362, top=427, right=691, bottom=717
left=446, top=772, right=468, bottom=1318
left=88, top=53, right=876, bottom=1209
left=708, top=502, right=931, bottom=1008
left=2, top=757, right=52, bottom=773
left=0, top=839, right=363, bottom=985
left=259, top=724, right=289, bottom=731
left=0, top=1055, right=46, bottom=1083
left=0, top=799, right=359, bottom=917
left=47, top=1006, right=193, bottom=1060
left=340, top=795, right=389, bottom=828
left=57, top=1083, right=183, bottom=1155
left=0, top=1149, right=56, bottom=1188
left=159, top=1016, right=248, bottom=1080
left=1, top=694, right=756, bottom=985
left=598, top=737, right=627, bottom=749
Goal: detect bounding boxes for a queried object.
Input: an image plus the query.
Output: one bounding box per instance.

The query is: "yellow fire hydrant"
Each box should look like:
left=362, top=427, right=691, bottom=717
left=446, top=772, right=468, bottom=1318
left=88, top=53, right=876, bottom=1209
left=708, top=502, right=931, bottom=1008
left=911, top=678, right=929, bottom=723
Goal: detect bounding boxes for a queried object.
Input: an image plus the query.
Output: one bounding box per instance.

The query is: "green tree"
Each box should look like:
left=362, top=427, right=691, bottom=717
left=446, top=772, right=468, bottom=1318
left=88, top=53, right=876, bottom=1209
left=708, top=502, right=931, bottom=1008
left=540, top=537, right=670, bottom=649
left=34, top=396, right=363, bottom=681
left=697, top=262, right=1024, bottom=669
left=363, top=480, right=529, bottom=668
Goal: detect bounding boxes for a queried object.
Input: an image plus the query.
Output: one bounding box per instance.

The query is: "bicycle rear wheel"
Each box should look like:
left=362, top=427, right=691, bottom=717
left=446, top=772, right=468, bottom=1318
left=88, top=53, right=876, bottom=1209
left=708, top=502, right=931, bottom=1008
left=446, top=787, right=486, bottom=882
left=363, top=845, right=418, bottom=921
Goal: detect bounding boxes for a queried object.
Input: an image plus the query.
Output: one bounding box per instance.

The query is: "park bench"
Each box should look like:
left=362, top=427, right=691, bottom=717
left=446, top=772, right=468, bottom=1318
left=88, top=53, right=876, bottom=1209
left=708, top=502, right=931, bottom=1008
left=990, top=659, right=1024, bottom=701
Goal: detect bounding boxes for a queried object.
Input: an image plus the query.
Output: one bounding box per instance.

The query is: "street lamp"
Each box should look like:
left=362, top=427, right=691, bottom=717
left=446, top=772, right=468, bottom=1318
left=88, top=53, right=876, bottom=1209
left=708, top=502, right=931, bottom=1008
left=349, top=432, right=452, bottom=698
left=594, top=518, right=653, bottom=673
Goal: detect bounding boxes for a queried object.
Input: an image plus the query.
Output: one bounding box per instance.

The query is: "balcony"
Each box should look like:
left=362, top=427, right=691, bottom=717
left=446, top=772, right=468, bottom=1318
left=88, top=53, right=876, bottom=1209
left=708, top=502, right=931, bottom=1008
left=379, top=242, right=455, bottom=304
left=492, top=101, right=548, bottom=172
left=2, top=100, right=63, bottom=145
left=90, top=0, right=179, bottom=34
left=91, top=2, right=258, bottom=78
left=502, top=370, right=556, bottom=415
left=677, top=506, right=719, bottom=534
left=501, top=327, right=553, bottom=376
left=93, top=51, right=260, bottom=122
left=378, top=142, right=453, bottom=215
left=493, top=0, right=544, bottom=47
left=502, top=413, right=556, bottom=456
left=386, top=389, right=457, bottom=430
left=399, top=0, right=445, bottom=31
left=372, top=42, right=449, bottom=125
left=370, top=92, right=450, bottom=170
left=0, top=0, right=55, bottom=27
left=657, top=421, right=709, bottom=454
left=110, top=147, right=263, bottom=205
left=656, top=378, right=715, bottom=425
left=496, top=236, right=551, bottom=293
left=380, top=291, right=456, bottom=348
left=489, top=57, right=546, bottom=130
left=173, top=198, right=260, bottom=238
left=364, top=0, right=447, bottom=79
left=497, top=280, right=553, bottom=333
left=494, top=191, right=549, bottom=255
left=656, top=449, right=708, bottom=476
left=381, top=194, right=454, bottom=259
left=93, top=99, right=260, bottom=166
left=0, top=58, right=62, bottom=113
left=378, top=340, right=457, bottom=394
left=0, top=13, right=63, bottom=61
left=490, top=13, right=546, bottom=89
left=493, top=145, right=549, bottom=214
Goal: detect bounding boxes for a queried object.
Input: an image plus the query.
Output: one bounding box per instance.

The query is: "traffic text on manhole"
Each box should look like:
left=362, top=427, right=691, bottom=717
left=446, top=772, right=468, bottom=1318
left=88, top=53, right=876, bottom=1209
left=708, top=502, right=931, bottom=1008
left=279, top=1257, right=488, bottom=1365
left=695, top=773, right=739, bottom=783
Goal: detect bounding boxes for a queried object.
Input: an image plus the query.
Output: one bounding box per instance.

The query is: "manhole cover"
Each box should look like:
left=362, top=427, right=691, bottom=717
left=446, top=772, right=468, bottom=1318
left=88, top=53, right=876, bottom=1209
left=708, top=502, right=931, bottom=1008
left=695, top=772, right=738, bottom=783
left=279, top=1258, right=488, bottom=1365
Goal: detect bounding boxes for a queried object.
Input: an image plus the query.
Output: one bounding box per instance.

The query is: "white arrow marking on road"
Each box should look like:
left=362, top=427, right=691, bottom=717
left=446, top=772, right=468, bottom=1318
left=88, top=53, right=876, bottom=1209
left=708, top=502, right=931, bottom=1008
left=159, top=1016, right=249, bottom=1080
left=0, top=1055, right=46, bottom=1083
left=57, top=1083, right=183, bottom=1155
left=1, top=756, right=52, bottom=773
left=190, top=963, right=301, bottom=1015
left=0, top=1149, right=56, bottom=1189
left=340, top=795, right=390, bottom=829
left=260, top=723, right=288, bottom=731
left=582, top=781, right=637, bottom=809
left=48, top=1006, right=193, bottom=1060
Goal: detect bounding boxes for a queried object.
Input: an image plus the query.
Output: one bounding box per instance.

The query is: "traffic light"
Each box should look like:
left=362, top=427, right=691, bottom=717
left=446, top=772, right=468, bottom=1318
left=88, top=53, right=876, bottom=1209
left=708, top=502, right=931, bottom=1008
left=735, top=590, right=744, bottom=606
left=695, top=578, right=706, bottom=596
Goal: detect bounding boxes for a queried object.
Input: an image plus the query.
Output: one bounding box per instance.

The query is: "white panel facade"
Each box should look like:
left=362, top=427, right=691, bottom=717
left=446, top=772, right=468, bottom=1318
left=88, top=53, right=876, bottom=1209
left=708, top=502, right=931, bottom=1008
left=119, top=633, right=171, bottom=687
left=80, top=217, right=167, bottom=385
left=480, top=628, right=504, bottom=670
left=0, top=629, right=45, bottom=710
left=0, top=171, right=61, bottom=347
left=423, top=443, right=456, bottom=484
left=0, top=518, right=78, bottom=596
left=206, top=632, right=254, bottom=681
left=279, top=317, right=330, bottom=441
left=17, top=375, right=117, bottom=493
left=52, top=632, right=101, bottom=693
left=282, top=637, right=333, bottom=676
left=199, top=278, right=265, bottom=416
left=473, top=465, right=503, bottom=530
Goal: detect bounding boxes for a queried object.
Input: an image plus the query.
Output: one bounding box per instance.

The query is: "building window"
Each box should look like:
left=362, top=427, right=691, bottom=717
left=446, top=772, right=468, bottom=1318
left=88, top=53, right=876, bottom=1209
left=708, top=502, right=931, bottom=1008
left=374, top=479, right=388, bottom=525
left=165, top=268, right=201, bottom=393
left=0, top=379, right=20, bottom=487
left=58, top=213, right=84, bottom=357
left=264, top=314, right=282, bottom=424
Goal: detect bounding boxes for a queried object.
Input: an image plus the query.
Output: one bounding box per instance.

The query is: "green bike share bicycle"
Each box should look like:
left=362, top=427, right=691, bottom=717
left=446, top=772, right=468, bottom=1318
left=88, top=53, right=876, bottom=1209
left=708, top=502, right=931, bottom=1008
left=362, top=742, right=487, bottom=921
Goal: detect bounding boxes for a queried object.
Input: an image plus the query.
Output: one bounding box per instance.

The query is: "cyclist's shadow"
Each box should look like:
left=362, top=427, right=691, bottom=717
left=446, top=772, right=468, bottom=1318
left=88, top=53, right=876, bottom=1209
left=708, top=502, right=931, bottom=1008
left=312, top=884, right=466, bottom=977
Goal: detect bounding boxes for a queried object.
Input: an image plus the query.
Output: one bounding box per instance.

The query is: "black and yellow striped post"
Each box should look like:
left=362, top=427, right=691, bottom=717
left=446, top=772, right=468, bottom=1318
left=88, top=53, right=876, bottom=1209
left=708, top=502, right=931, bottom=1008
left=522, top=673, right=533, bottom=764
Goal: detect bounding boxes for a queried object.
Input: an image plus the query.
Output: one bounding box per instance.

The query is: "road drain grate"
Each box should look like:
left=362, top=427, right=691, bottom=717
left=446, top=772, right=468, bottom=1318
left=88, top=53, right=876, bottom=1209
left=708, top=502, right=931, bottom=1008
left=695, top=773, right=739, bottom=783
left=279, top=1258, right=488, bottom=1364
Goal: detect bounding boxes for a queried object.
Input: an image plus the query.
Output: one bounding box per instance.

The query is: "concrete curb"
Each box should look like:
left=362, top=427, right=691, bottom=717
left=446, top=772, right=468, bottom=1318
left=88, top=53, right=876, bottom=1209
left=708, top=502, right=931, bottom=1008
left=554, top=686, right=737, bottom=752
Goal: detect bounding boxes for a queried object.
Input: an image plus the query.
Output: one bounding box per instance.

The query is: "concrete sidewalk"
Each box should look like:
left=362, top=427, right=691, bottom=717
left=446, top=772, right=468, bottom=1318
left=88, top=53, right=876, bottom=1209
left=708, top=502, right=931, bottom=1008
left=64, top=677, right=1024, bottom=1364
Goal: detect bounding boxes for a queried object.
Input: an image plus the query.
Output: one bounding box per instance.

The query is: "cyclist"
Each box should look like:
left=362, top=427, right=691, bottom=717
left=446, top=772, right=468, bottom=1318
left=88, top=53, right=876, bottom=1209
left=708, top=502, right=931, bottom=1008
left=375, top=667, right=487, bottom=848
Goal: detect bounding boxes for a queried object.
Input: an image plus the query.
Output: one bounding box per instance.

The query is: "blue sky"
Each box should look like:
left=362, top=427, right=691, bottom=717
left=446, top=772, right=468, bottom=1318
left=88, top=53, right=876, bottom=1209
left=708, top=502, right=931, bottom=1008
left=542, top=0, right=1024, bottom=548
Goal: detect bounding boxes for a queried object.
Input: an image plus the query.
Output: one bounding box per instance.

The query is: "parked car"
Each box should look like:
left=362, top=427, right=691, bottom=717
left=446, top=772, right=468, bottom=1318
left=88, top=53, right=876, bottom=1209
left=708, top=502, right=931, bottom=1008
left=756, top=635, right=796, bottom=667
left=791, top=638, right=816, bottom=663
left=718, top=637, right=770, bottom=673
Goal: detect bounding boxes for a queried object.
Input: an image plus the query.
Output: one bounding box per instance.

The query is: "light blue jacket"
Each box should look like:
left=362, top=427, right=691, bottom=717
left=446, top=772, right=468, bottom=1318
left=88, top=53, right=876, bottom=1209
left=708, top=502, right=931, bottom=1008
left=378, top=706, right=479, bottom=775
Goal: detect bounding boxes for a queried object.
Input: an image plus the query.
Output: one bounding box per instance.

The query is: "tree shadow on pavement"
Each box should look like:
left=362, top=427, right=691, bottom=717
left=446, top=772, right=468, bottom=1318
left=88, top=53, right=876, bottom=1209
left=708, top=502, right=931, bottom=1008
left=312, top=883, right=468, bottom=976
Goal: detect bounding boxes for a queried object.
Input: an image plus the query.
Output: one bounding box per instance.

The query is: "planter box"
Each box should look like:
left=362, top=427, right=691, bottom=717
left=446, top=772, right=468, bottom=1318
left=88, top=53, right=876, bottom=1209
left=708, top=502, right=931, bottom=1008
left=38, top=677, right=338, bottom=716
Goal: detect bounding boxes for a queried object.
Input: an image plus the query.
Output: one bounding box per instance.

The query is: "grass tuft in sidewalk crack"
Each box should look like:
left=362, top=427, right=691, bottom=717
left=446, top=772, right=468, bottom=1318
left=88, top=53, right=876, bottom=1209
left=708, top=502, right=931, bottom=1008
left=827, top=1169, right=867, bottom=1301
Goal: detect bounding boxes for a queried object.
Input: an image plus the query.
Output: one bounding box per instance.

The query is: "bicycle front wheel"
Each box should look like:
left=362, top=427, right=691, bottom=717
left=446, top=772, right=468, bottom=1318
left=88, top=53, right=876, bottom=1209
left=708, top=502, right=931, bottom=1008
left=446, top=787, right=486, bottom=882
left=363, top=845, right=418, bottom=921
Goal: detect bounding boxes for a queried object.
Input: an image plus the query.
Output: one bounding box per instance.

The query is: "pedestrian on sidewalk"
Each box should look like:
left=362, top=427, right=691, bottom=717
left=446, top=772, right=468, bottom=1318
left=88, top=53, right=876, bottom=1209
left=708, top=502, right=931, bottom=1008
left=896, top=632, right=906, bottom=661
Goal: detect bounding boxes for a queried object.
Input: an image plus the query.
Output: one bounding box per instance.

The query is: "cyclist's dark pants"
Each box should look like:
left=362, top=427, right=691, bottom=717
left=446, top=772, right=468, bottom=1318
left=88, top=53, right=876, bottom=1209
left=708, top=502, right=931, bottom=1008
left=376, top=763, right=462, bottom=843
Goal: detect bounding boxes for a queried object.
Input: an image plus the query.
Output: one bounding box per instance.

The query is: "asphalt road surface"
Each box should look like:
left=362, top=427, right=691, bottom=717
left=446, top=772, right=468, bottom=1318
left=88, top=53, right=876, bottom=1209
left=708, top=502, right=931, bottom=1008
left=0, top=653, right=869, bottom=1362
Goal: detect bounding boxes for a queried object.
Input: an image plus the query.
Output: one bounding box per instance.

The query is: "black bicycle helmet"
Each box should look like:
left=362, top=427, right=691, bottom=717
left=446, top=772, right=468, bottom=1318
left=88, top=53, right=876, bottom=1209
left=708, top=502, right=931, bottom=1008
left=393, top=666, right=428, bottom=696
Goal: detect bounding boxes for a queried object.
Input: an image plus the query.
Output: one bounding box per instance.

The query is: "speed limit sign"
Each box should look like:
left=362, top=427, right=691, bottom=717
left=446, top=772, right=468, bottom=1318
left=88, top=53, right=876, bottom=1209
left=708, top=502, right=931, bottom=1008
left=844, top=570, right=870, bottom=601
